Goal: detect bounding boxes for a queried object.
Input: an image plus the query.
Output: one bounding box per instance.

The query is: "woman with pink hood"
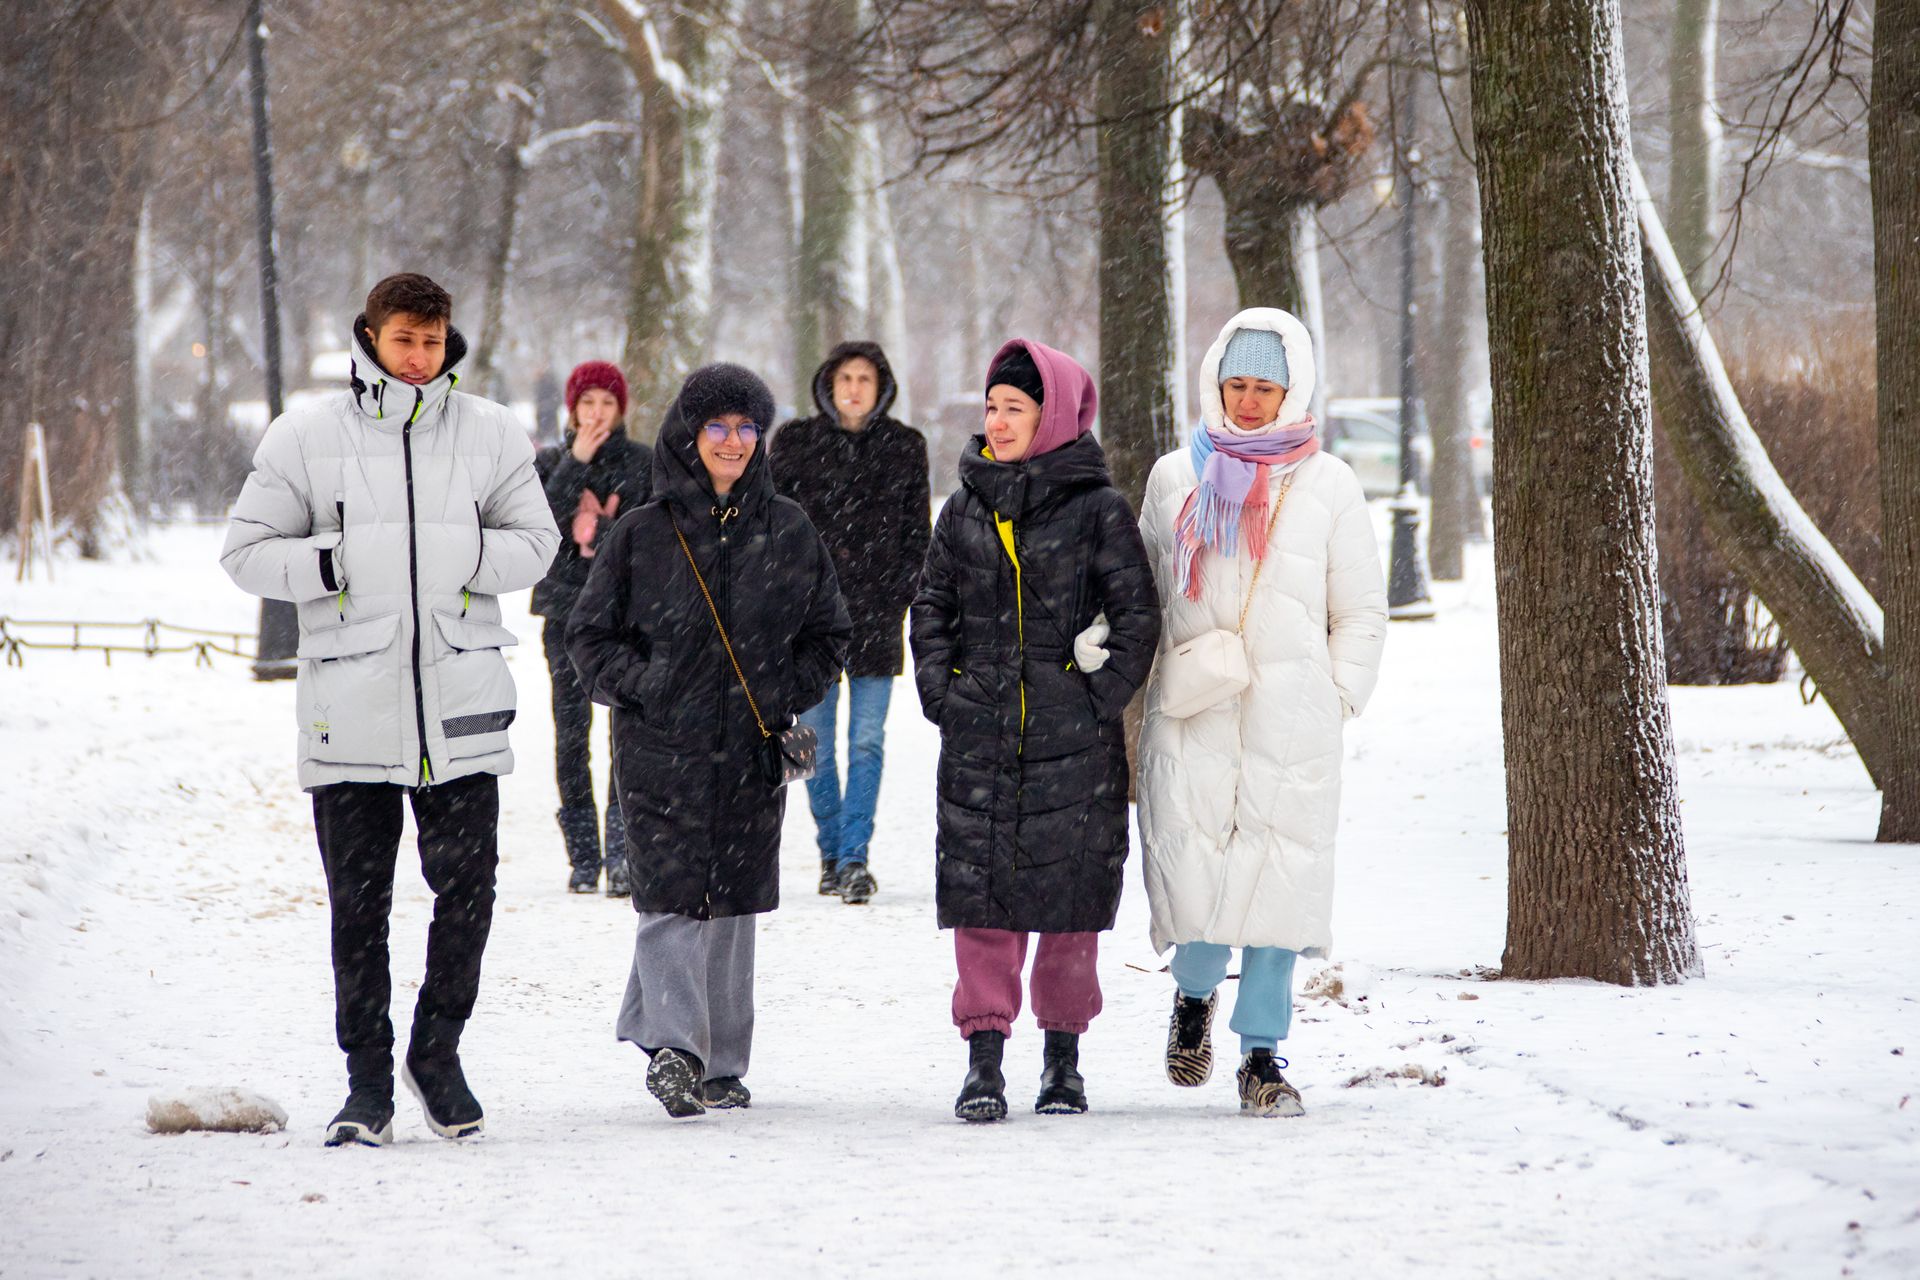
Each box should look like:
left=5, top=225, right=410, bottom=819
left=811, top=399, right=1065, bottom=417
left=910, top=340, right=1160, bottom=1122
left=1138, top=308, right=1387, bottom=1118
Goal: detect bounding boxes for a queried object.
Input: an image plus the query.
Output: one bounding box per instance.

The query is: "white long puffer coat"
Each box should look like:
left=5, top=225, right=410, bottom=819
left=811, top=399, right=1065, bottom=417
left=222, top=324, right=560, bottom=791
left=1137, top=307, right=1387, bottom=957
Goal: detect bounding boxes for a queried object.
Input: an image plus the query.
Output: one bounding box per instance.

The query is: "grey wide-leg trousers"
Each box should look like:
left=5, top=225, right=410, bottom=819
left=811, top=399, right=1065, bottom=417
left=615, top=909, right=757, bottom=1080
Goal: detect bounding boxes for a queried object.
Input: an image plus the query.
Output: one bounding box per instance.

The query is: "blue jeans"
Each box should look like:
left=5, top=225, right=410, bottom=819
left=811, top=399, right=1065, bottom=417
left=798, top=676, right=892, bottom=867
left=1169, top=943, right=1298, bottom=1055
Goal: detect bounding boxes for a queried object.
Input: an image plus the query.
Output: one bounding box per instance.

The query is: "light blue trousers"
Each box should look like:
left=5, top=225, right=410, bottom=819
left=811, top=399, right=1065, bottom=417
left=1169, top=943, right=1298, bottom=1055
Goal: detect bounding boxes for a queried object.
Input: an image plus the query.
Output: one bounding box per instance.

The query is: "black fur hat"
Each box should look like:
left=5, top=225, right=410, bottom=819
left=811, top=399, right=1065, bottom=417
left=675, top=362, right=776, bottom=431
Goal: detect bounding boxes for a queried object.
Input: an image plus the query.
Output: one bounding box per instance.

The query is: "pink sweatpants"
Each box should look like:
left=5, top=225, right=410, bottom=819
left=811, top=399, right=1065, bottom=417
left=951, top=927, right=1103, bottom=1039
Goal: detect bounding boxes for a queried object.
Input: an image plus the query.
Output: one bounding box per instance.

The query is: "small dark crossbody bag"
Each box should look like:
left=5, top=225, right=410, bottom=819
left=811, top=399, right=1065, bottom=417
left=670, top=514, right=819, bottom=789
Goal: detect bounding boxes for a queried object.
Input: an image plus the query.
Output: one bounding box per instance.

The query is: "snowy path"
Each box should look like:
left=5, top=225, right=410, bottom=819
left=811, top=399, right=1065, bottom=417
left=2, top=524, right=1916, bottom=1277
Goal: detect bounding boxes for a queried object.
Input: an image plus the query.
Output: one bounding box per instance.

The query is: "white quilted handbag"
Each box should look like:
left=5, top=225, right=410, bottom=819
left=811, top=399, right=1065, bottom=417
left=1157, top=473, right=1295, bottom=720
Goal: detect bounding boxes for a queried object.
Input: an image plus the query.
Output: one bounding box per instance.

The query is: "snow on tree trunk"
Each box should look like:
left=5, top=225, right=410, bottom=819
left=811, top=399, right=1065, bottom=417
left=864, top=116, right=912, bottom=422
left=472, top=22, right=554, bottom=402
left=609, top=0, right=740, bottom=440
left=1870, top=0, right=1920, bottom=841
left=1635, top=162, right=1891, bottom=790
left=1096, top=0, right=1185, bottom=513
left=791, top=0, right=869, bottom=409
left=1465, top=0, right=1700, bottom=985
left=1667, top=0, right=1721, bottom=290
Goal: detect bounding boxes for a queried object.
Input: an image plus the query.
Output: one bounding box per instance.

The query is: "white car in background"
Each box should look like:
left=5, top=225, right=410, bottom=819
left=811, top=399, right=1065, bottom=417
left=1325, top=397, right=1491, bottom=500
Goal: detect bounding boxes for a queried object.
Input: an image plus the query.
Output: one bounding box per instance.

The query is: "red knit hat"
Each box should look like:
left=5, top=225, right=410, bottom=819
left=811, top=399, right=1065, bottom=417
left=565, top=360, right=628, bottom=416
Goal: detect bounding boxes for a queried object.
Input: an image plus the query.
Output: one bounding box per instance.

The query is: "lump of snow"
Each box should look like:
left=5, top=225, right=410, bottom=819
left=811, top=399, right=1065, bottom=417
left=1345, top=1063, right=1447, bottom=1089
left=1302, top=961, right=1372, bottom=1006
left=146, top=1087, right=287, bottom=1135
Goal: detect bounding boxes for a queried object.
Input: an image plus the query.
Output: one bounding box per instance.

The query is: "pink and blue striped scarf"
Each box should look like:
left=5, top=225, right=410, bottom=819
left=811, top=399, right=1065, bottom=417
left=1173, top=418, right=1319, bottom=601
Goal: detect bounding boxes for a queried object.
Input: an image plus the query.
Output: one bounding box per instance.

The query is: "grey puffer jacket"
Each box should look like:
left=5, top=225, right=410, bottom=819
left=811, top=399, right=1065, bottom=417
left=222, top=320, right=561, bottom=791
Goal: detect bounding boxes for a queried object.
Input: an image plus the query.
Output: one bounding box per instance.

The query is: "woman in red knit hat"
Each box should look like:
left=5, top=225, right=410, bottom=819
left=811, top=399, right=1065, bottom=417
left=532, top=361, right=653, bottom=895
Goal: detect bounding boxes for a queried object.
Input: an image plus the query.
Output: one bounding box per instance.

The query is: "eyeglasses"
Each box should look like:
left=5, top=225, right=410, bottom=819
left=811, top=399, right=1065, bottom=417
left=701, top=421, right=761, bottom=444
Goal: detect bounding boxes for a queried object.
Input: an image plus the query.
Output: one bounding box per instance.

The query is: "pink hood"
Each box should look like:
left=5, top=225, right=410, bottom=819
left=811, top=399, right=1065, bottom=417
left=986, top=338, right=1098, bottom=460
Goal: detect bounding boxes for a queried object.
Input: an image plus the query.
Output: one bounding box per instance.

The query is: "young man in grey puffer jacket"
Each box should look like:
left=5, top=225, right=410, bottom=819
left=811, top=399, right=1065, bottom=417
left=222, top=273, right=559, bottom=1148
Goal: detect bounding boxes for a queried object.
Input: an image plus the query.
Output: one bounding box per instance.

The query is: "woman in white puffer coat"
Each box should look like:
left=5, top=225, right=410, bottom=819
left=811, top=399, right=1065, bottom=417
left=1137, top=307, right=1387, bottom=1118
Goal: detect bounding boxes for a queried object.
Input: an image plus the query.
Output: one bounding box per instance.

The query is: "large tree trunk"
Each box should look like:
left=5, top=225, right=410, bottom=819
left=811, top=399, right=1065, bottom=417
left=0, top=6, right=165, bottom=550
left=606, top=0, right=739, bottom=439
left=1465, top=0, right=1699, bottom=985
left=1870, top=0, right=1920, bottom=841
left=864, top=115, right=912, bottom=421
left=791, top=0, right=868, bottom=408
left=1220, top=190, right=1315, bottom=317
left=1095, top=0, right=1185, bottom=513
left=1635, top=164, right=1890, bottom=788
left=471, top=21, right=554, bottom=401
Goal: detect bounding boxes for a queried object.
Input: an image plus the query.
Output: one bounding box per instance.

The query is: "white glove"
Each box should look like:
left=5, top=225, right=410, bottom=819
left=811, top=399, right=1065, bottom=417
left=1073, top=612, right=1111, bottom=673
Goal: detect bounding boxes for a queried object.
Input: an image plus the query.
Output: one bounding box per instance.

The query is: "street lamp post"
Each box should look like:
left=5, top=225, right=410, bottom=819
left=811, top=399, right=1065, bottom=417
left=1388, top=6, right=1435, bottom=623
left=244, top=0, right=298, bottom=679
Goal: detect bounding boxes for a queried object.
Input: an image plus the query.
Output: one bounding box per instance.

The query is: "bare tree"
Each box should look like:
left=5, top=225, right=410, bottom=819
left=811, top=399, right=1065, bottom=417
left=1465, top=0, right=1699, bottom=984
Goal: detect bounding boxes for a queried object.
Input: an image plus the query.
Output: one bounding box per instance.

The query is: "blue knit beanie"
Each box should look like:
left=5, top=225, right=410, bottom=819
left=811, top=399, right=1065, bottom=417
left=1217, top=327, right=1290, bottom=388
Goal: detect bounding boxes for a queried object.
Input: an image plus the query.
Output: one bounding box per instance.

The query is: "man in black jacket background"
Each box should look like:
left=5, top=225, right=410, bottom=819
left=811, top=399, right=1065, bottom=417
left=769, top=341, right=930, bottom=904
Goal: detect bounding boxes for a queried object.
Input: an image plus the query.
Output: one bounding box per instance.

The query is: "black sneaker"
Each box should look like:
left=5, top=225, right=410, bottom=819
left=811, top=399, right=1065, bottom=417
left=818, top=859, right=844, bottom=896
left=954, top=1030, right=1008, bottom=1122
left=323, top=1088, right=394, bottom=1147
left=1236, top=1049, right=1305, bottom=1118
left=400, top=1054, right=485, bottom=1139
left=1165, top=989, right=1219, bottom=1087
left=1034, top=1030, right=1088, bottom=1115
left=605, top=856, right=631, bottom=898
left=839, top=862, right=877, bottom=905
left=701, top=1076, right=751, bottom=1109
left=647, top=1048, right=707, bottom=1118
left=568, top=863, right=599, bottom=894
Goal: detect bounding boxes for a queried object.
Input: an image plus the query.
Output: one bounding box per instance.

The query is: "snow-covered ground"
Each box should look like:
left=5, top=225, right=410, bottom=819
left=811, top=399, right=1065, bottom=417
left=1, top=521, right=1915, bottom=1278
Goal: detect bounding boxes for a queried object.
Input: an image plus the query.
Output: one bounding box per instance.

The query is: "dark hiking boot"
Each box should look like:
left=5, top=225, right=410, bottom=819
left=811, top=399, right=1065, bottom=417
left=838, top=862, right=877, bottom=905
left=1237, top=1049, right=1305, bottom=1118
left=954, top=1030, right=1008, bottom=1122
left=817, top=859, right=844, bottom=896
left=1034, top=1030, right=1088, bottom=1115
left=1165, top=989, right=1219, bottom=1087
left=324, top=1088, right=394, bottom=1147
left=605, top=856, right=631, bottom=898
left=401, top=1054, right=485, bottom=1139
left=558, top=806, right=601, bottom=894
left=701, top=1076, right=751, bottom=1109
left=647, top=1048, right=707, bottom=1118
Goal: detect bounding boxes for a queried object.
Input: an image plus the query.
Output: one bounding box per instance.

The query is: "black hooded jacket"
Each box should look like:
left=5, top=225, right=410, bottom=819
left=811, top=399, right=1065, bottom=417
left=567, top=371, right=852, bottom=919
left=531, top=422, right=653, bottom=619
left=769, top=342, right=931, bottom=678
left=909, top=432, right=1160, bottom=933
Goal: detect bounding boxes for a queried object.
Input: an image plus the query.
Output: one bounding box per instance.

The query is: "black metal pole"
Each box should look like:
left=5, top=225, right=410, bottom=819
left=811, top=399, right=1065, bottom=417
left=1388, top=1, right=1435, bottom=621
left=245, top=0, right=298, bottom=679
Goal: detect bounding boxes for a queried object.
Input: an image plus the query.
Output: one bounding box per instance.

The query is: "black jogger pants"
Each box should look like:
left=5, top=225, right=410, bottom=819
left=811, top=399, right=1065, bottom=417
left=312, top=771, right=499, bottom=1090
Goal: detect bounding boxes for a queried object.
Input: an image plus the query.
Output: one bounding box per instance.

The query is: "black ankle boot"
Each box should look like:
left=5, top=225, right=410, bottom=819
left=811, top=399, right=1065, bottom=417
left=954, top=1030, right=1008, bottom=1122
left=558, top=806, right=601, bottom=893
left=1034, top=1030, right=1088, bottom=1114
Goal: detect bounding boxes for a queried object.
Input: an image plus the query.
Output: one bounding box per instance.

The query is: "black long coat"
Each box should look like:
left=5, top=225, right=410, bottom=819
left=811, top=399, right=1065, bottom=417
left=769, top=342, right=931, bottom=678
left=910, top=432, right=1161, bottom=933
left=567, top=403, right=851, bottom=919
left=530, top=426, right=653, bottom=619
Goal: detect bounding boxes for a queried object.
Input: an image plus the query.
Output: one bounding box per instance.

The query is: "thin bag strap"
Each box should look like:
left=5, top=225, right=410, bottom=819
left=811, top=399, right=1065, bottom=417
left=1236, top=471, right=1298, bottom=636
left=670, top=512, right=772, bottom=741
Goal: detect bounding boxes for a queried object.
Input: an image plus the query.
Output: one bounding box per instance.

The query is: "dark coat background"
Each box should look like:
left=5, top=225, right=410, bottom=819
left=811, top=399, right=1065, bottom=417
left=910, top=432, right=1161, bottom=933
left=769, top=342, right=930, bottom=678
left=531, top=424, right=653, bottom=619
left=567, top=394, right=851, bottom=919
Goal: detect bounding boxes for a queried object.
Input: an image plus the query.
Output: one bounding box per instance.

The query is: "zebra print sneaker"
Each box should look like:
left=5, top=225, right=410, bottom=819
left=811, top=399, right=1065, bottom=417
left=1165, top=990, right=1219, bottom=1087
left=1237, top=1049, right=1305, bottom=1118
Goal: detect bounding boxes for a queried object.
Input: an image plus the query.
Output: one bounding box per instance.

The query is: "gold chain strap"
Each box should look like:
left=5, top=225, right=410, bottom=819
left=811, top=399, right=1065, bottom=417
left=1236, top=471, right=1297, bottom=637
left=671, top=514, right=771, bottom=741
